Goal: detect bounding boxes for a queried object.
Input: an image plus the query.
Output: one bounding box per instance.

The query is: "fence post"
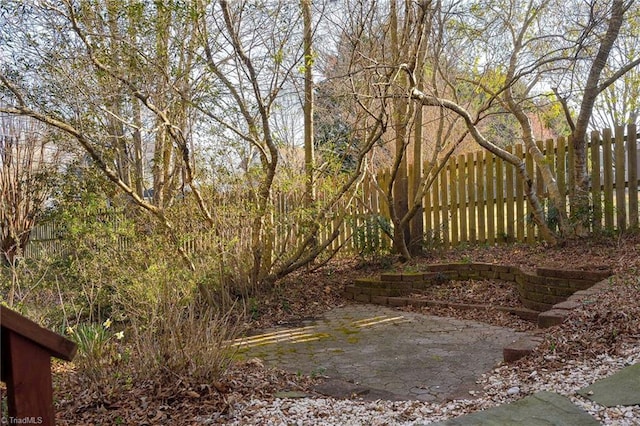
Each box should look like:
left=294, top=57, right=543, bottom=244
left=440, top=161, right=450, bottom=248
left=486, top=151, right=495, bottom=245
left=526, top=146, right=535, bottom=243
left=568, top=135, right=575, bottom=215
left=557, top=136, right=567, bottom=215
left=432, top=172, right=441, bottom=245
left=424, top=171, right=433, bottom=243
left=545, top=138, right=556, bottom=232
left=590, top=131, right=602, bottom=231
left=495, top=155, right=505, bottom=243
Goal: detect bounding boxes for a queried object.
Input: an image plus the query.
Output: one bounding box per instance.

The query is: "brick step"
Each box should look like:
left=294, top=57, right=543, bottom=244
left=503, top=335, right=545, bottom=363
left=379, top=272, right=442, bottom=282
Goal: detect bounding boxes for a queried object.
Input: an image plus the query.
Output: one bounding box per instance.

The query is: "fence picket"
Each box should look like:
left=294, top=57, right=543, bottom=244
left=603, top=128, right=615, bottom=229
left=557, top=137, right=567, bottom=213
left=615, top=125, right=627, bottom=231
left=514, top=144, right=525, bottom=242
left=432, top=171, right=441, bottom=245
left=628, top=124, right=638, bottom=228
left=467, top=153, right=476, bottom=243
left=525, top=148, right=535, bottom=243
left=424, top=172, right=432, bottom=239
left=440, top=161, right=450, bottom=248
left=505, top=146, right=515, bottom=242
left=590, top=131, right=602, bottom=230
left=458, top=155, right=468, bottom=243
left=495, top=156, right=505, bottom=243
left=449, top=159, right=459, bottom=246
left=485, top=151, right=495, bottom=245
left=476, top=151, right=486, bottom=243
left=568, top=135, right=575, bottom=210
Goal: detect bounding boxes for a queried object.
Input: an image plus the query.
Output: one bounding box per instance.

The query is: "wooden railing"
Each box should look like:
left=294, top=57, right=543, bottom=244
left=1, top=306, right=77, bottom=426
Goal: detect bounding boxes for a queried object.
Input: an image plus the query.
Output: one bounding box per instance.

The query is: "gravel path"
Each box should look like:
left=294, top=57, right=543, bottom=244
left=216, top=344, right=640, bottom=425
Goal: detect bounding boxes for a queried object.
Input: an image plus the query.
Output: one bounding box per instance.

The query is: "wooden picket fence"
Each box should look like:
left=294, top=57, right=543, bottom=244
left=24, top=125, right=639, bottom=259
left=270, top=124, right=640, bottom=253
left=368, top=124, right=639, bottom=249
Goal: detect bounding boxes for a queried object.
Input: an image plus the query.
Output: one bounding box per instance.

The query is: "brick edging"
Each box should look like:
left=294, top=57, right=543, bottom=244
left=536, top=277, right=611, bottom=328
left=344, top=262, right=613, bottom=318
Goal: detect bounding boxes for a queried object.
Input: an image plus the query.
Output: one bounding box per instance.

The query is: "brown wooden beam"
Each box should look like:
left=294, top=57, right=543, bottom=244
left=4, top=331, right=55, bottom=426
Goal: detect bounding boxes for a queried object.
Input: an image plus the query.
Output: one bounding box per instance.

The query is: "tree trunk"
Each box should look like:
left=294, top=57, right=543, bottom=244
left=302, top=0, right=315, bottom=208
left=505, top=94, right=571, bottom=237
left=570, top=0, right=628, bottom=233
left=408, top=87, right=558, bottom=244
left=389, top=0, right=411, bottom=258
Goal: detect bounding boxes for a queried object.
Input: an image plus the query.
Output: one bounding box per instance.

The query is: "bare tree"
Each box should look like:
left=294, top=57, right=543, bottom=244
left=319, top=0, right=437, bottom=258
left=553, top=0, right=640, bottom=229
left=0, top=0, right=384, bottom=290
left=0, top=115, right=62, bottom=271
left=404, top=0, right=639, bottom=240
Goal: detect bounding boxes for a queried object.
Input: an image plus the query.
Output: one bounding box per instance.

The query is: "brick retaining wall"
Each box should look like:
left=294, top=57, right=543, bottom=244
left=344, top=263, right=612, bottom=320
left=343, top=262, right=613, bottom=363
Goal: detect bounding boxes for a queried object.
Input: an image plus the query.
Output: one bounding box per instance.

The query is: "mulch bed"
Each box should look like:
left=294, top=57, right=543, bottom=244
left=410, top=278, right=522, bottom=307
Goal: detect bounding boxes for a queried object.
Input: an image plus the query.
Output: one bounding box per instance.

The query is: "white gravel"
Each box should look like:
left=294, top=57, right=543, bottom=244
left=215, top=343, right=640, bottom=425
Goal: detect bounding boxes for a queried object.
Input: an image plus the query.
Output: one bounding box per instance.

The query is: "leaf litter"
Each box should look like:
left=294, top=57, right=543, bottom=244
left=45, top=234, right=640, bottom=424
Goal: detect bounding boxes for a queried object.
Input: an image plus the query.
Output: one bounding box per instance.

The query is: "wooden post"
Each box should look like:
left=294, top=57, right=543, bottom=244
left=545, top=139, right=556, bottom=200
left=1, top=306, right=77, bottom=426
left=545, top=139, right=555, bottom=221
left=432, top=172, right=441, bottom=245
left=526, top=146, right=535, bottom=243
left=449, top=159, right=459, bottom=246
left=495, top=156, right=505, bottom=243
left=424, top=174, right=433, bottom=243
left=458, top=155, right=468, bottom=244
left=568, top=135, right=575, bottom=215
left=440, top=162, right=450, bottom=248
left=408, top=163, right=424, bottom=254
left=5, top=333, right=55, bottom=424
left=536, top=140, right=546, bottom=198
left=557, top=136, right=567, bottom=214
